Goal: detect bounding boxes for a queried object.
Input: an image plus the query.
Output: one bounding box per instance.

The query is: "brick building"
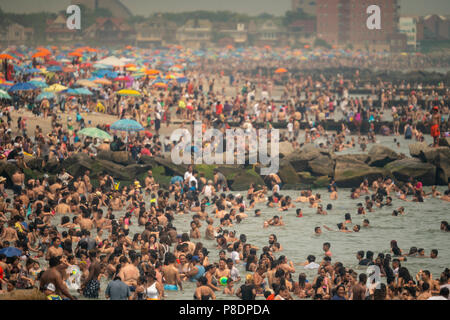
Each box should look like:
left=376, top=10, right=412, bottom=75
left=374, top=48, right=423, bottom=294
left=317, top=0, right=404, bottom=50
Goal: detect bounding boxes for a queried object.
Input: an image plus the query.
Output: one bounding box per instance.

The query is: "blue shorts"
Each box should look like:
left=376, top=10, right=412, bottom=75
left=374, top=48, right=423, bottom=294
left=164, top=284, right=178, bottom=291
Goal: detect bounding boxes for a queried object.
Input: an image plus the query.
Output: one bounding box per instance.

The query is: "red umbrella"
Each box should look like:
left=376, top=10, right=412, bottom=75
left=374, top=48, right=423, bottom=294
left=144, top=131, right=153, bottom=138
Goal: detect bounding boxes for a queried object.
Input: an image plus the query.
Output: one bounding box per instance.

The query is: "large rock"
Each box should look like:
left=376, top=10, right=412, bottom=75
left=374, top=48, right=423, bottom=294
left=97, top=151, right=133, bottom=165
left=367, top=145, right=399, bottom=167
left=230, top=170, right=264, bottom=191
left=439, top=137, right=450, bottom=147
left=420, top=147, right=450, bottom=185
left=124, top=164, right=154, bottom=179
left=297, top=171, right=317, bottom=185
left=96, top=159, right=133, bottom=181
left=308, top=155, right=334, bottom=176
left=286, top=144, right=321, bottom=172
left=279, top=141, right=295, bottom=157
left=63, top=153, right=96, bottom=177
left=334, top=157, right=387, bottom=188
left=278, top=160, right=301, bottom=189
left=409, top=142, right=430, bottom=158
left=385, top=158, right=436, bottom=185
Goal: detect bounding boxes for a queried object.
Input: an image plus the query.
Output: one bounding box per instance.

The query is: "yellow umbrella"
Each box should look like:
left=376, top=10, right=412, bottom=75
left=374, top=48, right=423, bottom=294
left=116, top=89, right=141, bottom=96
left=44, top=84, right=68, bottom=92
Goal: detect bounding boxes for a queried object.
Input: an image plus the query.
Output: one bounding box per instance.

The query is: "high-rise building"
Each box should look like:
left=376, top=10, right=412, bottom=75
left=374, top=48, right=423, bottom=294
left=317, top=0, right=403, bottom=50
left=292, top=0, right=317, bottom=16
left=71, top=0, right=132, bottom=19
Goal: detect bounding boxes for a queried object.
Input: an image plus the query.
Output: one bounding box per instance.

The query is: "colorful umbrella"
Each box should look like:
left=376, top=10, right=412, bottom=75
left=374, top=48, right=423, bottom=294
left=0, top=54, right=17, bottom=60
left=28, top=80, right=48, bottom=88
left=0, top=247, right=22, bottom=257
left=116, top=89, right=141, bottom=96
left=36, top=92, right=56, bottom=101
left=0, top=89, right=12, bottom=99
left=111, top=119, right=144, bottom=132
left=78, top=127, right=112, bottom=140
left=8, top=82, right=37, bottom=92
left=44, top=84, right=68, bottom=92
left=275, top=68, right=288, bottom=73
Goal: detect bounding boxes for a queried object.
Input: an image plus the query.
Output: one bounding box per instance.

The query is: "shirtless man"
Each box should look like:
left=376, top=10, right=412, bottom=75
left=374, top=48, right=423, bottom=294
left=145, top=170, right=159, bottom=192
left=39, top=256, right=76, bottom=300
left=162, top=253, right=183, bottom=291
left=205, top=218, right=215, bottom=240
left=430, top=106, right=441, bottom=148
left=74, top=177, right=87, bottom=196
left=118, top=256, right=140, bottom=290
left=264, top=216, right=285, bottom=228
left=83, top=171, right=92, bottom=193
left=79, top=211, right=94, bottom=231
left=45, top=237, right=63, bottom=261
left=49, top=179, right=63, bottom=194
left=1, top=221, right=19, bottom=243
left=55, top=199, right=71, bottom=215
left=330, top=187, right=338, bottom=200
left=11, top=169, right=24, bottom=195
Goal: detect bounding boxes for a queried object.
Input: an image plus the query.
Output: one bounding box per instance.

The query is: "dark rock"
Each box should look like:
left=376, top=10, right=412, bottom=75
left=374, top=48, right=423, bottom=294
left=96, top=160, right=133, bottom=181
left=308, top=155, right=334, bottom=176
left=97, top=151, right=132, bottom=165
left=124, top=164, right=154, bottom=178
left=43, top=158, right=60, bottom=174
left=385, top=158, right=436, bottom=185
left=313, top=176, right=330, bottom=188
left=278, top=160, right=301, bottom=189
left=367, top=145, right=399, bottom=167
left=334, top=157, right=387, bottom=188
left=439, top=137, right=450, bottom=148
left=230, top=170, right=264, bottom=191
left=409, top=142, right=426, bottom=158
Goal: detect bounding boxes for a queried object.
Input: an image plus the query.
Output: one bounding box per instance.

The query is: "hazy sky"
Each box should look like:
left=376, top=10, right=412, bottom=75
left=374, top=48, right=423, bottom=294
left=1, top=0, right=449, bottom=16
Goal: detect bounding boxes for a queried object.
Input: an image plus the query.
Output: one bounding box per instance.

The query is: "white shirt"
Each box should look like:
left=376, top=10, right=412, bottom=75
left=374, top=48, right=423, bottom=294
left=304, top=262, right=320, bottom=270
left=231, top=251, right=240, bottom=263
left=427, top=296, right=448, bottom=300
left=189, top=176, right=198, bottom=188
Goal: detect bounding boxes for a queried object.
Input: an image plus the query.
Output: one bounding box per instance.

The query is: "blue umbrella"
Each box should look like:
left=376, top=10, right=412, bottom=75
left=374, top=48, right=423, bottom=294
left=8, top=82, right=37, bottom=92
left=76, top=88, right=93, bottom=96
left=28, top=80, right=48, bottom=88
left=21, top=68, right=41, bottom=74
left=0, top=247, right=22, bottom=257
left=47, top=66, right=62, bottom=72
left=36, top=92, right=56, bottom=101
left=111, top=119, right=144, bottom=132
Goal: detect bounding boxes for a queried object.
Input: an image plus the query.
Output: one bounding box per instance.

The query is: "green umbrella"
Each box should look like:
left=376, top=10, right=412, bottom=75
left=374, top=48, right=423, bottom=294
left=78, top=127, right=112, bottom=140
left=0, top=89, right=12, bottom=100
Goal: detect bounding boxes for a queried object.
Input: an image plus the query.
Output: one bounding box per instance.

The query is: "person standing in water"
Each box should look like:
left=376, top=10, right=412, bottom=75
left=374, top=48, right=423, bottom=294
left=430, top=106, right=441, bottom=147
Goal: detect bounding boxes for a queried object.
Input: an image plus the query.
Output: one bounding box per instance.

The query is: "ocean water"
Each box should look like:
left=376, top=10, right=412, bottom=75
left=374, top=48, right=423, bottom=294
left=43, top=185, right=449, bottom=300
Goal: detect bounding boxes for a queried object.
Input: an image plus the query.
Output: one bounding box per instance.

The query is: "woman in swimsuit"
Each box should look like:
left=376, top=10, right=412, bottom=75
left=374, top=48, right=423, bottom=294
left=145, top=270, right=164, bottom=300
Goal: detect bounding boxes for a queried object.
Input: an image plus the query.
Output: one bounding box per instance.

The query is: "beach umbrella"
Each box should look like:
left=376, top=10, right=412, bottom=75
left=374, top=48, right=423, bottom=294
left=68, top=51, right=83, bottom=57
left=97, top=56, right=125, bottom=67
left=44, top=84, right=68, bottom=92
left=78, top=127, right=112, bottom=140
left=0, top=247, right=22, bottom=257
left=170, top=176, right=184, bottom=185
left=145, top=69, right=160, bottom=75
left=75, top=88, right=93, bottom=96
left=111, top=119, right=144, bottom=132
left=28, top=80, right=48, bottom=88
left=275, top=68, right=288, bottom=74
left=32, top=51, right=50, bottom=59
left=47, top=65, right=62, bottom=72
left=8, top=82, right=37, bottom=92
left=22, top=68, right=42, bottom=74
left=93, top=78, right=112, bottom=85
left=0, top=89, right=12, bottom=100
left=0, top=53, right=17, bottom=60
left=116, top=89, right=141, bottom=97
left=36, top=92, right=56, bottom=101
left=75, top=79, right=98, bottom=88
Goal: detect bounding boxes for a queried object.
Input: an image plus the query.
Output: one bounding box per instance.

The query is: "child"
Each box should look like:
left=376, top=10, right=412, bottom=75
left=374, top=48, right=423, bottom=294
left=223, top=278, right=234, bottom=295
left=45, top=283, right=62, bottom=300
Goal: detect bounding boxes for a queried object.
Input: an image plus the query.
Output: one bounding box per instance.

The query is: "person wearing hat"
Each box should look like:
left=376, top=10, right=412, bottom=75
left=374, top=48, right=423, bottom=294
left=431, top=106, right=441, bottom=147
left=44, top=283, right=62, bottom=300
left=185, top=255, right=205, bottom=283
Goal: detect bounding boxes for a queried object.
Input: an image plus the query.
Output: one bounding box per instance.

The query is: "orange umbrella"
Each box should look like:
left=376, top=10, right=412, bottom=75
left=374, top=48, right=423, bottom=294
left=153, top=83, right=168, bottom=89
left=0, top=54, right=17, bottom=60
left=68, top=52, right=83, bottom=57
left=275, top=68, right=288, bottom=74
left=94, top=78, right=112, bottom=85
left=124, top=63, right=136, bottom=68
left=32, top=51, right=50, bottom=58
left=145, top=69, right=160, bottom=75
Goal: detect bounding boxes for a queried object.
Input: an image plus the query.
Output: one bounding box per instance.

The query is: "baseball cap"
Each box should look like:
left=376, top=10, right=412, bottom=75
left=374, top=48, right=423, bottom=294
left=45, top=283, right=56, bottom=292
left=191, top=255, right=200, bottom=262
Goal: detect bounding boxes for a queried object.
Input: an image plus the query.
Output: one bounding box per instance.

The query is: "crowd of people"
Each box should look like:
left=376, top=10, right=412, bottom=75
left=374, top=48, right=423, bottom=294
left=0, top=46, right=448, bottom=300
